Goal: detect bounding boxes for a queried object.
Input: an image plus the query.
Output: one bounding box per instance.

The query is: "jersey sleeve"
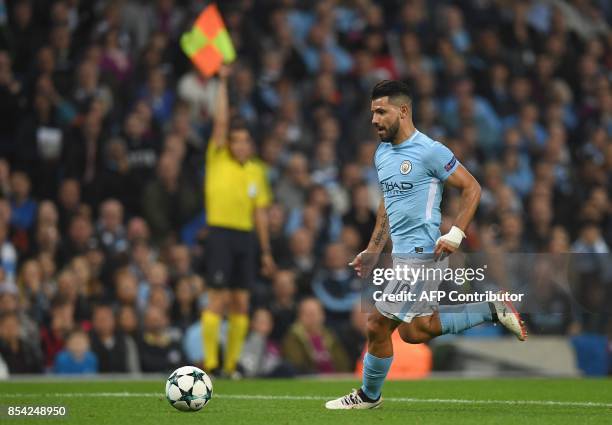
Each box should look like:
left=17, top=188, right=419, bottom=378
left=373, top=142, right=384, bottom=169
left=206, top=138, right=229, bottom=164
left=426, top=141, right=459, bottom=181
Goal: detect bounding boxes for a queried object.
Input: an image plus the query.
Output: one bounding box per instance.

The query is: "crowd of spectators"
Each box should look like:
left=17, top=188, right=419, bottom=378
left=0, top=0, right=611, bottom=376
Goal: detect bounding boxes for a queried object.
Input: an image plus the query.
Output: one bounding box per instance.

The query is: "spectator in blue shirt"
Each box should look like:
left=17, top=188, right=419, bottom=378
left=312, top=242, right=360, bottom=332
left=9, top=171, right=37, bottom=232
left=53, top=330, right=98, bottom=374
left=138, top=68, right=175, bottom=125
left=0, top=223, right=17, bottom=282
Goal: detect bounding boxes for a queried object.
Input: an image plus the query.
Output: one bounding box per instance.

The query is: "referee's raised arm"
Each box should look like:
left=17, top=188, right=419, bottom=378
left=210, top=65, right=231, bottom=149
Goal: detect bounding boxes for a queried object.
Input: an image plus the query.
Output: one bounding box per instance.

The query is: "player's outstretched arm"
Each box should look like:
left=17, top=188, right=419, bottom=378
left=349, top=199, right=388, bottom=277
left=435, top=164, right=481, bottom=257
left=210, top=66, right=230, bottom=148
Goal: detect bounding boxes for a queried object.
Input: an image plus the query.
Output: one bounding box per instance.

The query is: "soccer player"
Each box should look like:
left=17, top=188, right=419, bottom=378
left=325, top=80, right=527, bottom=410
left=201, top=66, right=276, bottom=377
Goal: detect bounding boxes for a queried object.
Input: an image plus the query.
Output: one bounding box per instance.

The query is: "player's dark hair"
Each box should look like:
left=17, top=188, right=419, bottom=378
left=229, top=117, right=250, bottom=135
left=371, top=80, right=412, bottom=105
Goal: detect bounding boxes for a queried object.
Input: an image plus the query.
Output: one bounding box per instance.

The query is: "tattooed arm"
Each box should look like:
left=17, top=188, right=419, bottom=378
left=367, top=200, right=389, bottom=253
left=349, top=199, right=389, bottom=277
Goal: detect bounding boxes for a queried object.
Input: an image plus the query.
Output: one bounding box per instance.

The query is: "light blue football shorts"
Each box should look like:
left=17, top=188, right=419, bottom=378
left=375, top=255, right=449, bottom=323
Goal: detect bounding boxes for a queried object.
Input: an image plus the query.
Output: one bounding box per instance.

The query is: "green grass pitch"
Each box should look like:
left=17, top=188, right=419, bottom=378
left=1, top=378, right=611, bottom=424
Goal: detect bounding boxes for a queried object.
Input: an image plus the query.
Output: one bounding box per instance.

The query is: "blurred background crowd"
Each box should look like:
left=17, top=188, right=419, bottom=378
left=0, top=0, right=611, bottom=377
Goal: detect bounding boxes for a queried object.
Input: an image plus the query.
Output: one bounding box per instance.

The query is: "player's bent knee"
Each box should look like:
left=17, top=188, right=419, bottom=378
left=229, top=291, right=250, bottom=315
left=230, top=302, right=249, bottom=315
left=398, top=324, right=428, bottom=344
left=206, top=296, right=226, bottom=315
left=366, top=313, right=395, bottom=342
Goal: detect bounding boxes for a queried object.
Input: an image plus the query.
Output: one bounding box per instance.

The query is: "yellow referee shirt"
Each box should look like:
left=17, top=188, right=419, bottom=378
left=205, top=141, right=272, bottom=231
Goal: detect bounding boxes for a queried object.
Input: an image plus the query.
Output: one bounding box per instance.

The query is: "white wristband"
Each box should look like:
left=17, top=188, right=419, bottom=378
left=436, top=226, right=466, bottom=249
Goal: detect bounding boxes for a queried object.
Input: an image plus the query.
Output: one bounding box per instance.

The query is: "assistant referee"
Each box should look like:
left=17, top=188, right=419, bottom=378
left=202, top=66, right=276, bottom=376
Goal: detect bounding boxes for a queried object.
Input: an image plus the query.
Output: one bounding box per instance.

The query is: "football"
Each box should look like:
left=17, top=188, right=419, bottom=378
left=165, top=366, right=213, bottom=412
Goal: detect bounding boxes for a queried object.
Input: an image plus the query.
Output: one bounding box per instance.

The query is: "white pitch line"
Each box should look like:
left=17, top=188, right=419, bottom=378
left=0, top=393, right=610, bottom=409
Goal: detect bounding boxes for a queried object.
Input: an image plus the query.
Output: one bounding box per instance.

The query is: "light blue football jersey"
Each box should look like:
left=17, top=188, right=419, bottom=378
left=375, top=130, right=459, bottom=254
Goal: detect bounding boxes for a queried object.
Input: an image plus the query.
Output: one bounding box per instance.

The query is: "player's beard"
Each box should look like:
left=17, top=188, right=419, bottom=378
left=378, top=119, right=400, bottom=143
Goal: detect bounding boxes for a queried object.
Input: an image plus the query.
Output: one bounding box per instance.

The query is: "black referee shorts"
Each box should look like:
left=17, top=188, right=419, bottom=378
left=204, top=226, right=256, bottom=290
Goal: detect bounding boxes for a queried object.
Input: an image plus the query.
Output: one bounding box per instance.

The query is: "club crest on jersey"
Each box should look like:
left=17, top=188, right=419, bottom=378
left=248, top=183, right=258, bottom=198
left=400, top=160, right=412, bottom=175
